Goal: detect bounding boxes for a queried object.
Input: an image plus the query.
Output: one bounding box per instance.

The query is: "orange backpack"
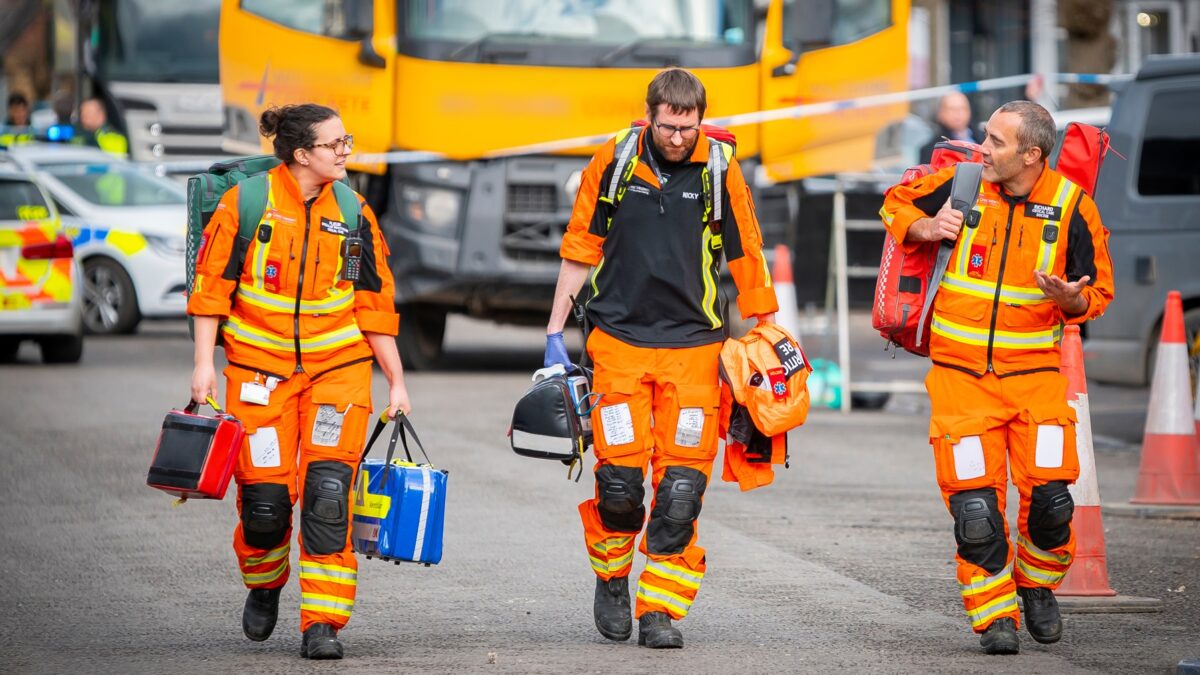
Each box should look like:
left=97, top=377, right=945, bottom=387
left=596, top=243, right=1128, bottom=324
left=718, top=323, right=810, bottom=437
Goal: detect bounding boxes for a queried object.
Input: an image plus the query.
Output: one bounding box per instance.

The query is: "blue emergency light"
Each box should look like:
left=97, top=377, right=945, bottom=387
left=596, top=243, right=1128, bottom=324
left=46, top=124, right=75, bottom=142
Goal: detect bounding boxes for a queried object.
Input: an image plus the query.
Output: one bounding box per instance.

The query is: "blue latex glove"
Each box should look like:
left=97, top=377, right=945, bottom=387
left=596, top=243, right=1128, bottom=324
left=544, top=331, right=572, bottom=369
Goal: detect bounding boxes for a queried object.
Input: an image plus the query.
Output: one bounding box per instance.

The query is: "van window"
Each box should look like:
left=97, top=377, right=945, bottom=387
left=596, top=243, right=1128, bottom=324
left=1137, top=89, right=1200, bottom=196
left=241, top=0, right=351, bottom=38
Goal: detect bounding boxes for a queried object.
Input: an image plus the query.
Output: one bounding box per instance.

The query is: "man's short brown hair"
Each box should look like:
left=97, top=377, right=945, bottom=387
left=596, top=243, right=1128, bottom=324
left=996, top=100, right=1056, bottom=161
left=646, top=68, right=707, bottom=120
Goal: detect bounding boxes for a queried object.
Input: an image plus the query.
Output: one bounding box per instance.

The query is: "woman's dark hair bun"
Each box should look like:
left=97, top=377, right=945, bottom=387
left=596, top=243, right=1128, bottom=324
left=256, top=103, right=338, bottom=163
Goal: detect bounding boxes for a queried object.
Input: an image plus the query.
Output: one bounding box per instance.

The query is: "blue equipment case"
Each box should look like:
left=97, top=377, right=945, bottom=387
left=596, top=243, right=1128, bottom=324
left=351, top=414, right=447, bottom=566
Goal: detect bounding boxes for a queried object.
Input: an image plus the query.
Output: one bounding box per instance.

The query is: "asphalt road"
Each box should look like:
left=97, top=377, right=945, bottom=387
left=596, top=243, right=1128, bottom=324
left=0, top=317, right=1195, bottom=673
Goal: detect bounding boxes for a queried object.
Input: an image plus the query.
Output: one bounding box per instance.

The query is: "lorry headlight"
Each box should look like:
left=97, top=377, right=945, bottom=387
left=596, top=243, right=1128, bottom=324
left=400, top=185, right=461, bottom=233
left=145, top=234, right=187, bottom=258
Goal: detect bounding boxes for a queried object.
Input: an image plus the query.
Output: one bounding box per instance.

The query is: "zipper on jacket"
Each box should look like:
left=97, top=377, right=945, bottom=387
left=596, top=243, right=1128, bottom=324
left=986, top=205, right=1018, bottom=372
left=294, top=198, right=316, bottom=373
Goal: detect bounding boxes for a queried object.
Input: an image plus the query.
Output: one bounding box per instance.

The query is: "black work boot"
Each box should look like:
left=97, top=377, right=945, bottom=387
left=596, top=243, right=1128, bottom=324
left=638, top=611, right=683, bottom=649
left=1018, top=586, right=1063, bottom=644
left=301, top=623, right=344, bottom=660
left=242, top=587, right=281, bottom=642
left=979, top=617, right=1020, bottom=655
left=593, top=577, right=632, bottom=641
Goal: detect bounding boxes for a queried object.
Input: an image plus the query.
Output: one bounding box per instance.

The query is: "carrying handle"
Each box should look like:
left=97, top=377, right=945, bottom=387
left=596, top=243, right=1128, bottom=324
left=358, top=410, right=433, bottom=490
left=184, top=396, right=224, bottom=414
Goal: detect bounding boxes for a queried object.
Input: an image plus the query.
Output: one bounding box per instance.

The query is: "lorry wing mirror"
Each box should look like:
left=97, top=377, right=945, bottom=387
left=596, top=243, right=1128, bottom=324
left=346, top=0, right=385, bottom=68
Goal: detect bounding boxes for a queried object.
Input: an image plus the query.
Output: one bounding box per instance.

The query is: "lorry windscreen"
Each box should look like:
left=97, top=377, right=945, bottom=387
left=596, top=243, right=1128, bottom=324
left=397, top=0, right=755, bottom=68
left=95, top=0, right=221, bottom=84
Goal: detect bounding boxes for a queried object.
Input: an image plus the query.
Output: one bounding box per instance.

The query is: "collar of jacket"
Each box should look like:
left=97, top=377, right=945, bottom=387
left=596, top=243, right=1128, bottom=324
left=635, top=123, right=715, bottom=166
left=995, top=161, right=1055, bottom=205
left=272, top=162, right=336, bottom=205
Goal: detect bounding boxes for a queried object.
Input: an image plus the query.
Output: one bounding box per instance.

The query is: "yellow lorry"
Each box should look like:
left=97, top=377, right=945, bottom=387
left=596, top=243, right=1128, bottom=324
left=220, top=0, right=907, bottom=367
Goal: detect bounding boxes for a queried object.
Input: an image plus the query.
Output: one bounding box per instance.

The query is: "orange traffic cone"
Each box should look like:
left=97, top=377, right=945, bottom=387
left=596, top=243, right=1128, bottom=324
left=1130, top=291, right=1200, bottom=505
left=772, top=244, right=801, bottom=346
left=1193, top=370, right=1199, bottom=439
left=1057, top=325, right=1116, bottom=597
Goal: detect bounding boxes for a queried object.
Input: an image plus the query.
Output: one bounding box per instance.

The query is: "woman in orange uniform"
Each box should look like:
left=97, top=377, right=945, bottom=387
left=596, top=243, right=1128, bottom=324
left=189, top=104, right=408, bottom=660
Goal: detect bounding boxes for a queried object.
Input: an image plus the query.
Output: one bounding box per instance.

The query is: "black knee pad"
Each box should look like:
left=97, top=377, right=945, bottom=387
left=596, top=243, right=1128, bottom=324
left=595, top=465, right=646, bottom=533
left=240, top=482, right=291, bottom=550
left=647, top=466, right=708, bottom=556
left=948, top=488, right=1008, bottom=575
left=301, top=461, right=352, bottom=556
left=1029, top=481, right=1074, bottom=551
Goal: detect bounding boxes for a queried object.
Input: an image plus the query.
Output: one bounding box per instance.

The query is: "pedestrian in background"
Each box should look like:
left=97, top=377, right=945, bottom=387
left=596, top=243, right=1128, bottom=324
left=72, top=97, right=128, bottom=157
left=881, top=100, right=1113, bottom=654
left=546, top=68, right=777, bottom=649
left=189, top=103, right=409, bottom=660
left=920, top=91, right=977, bottom=163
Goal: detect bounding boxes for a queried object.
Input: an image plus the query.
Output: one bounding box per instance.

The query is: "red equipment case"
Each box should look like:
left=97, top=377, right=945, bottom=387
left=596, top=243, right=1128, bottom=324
left=147, top=397, right=244, bottom=500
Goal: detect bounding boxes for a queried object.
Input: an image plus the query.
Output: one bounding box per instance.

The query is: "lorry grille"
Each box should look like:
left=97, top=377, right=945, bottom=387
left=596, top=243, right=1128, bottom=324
left=503, top=183, right=565, bottom=263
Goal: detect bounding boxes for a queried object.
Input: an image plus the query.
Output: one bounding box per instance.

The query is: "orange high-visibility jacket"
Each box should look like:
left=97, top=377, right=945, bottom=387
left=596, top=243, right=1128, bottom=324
left=881, top=163, right=1113, bottom=376
left=188, top=164, right=398, bottom=378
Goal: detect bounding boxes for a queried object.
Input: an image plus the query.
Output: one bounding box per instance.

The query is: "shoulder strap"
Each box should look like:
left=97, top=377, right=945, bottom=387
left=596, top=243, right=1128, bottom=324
left=236, top=174, right=268, bottom=240
left=704, top=139, right=732, bottom=224
left=331, top=180, right=362, bottom=231
left=913, top=162, right=983, bottom=348
left=605, top=126, right=641, bottom=208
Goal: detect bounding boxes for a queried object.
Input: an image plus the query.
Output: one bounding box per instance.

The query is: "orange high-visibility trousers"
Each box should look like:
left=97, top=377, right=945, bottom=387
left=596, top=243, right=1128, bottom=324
left=926, top=366, right=1080, bottom=633
left=224, top=359, right=372, bottom=633
left=580, top=328, right=723, bottom=621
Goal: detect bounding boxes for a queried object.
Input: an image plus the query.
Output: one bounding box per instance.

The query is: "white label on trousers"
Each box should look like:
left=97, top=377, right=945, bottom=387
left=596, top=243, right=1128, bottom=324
left=952, top=435, right=986, bottom=480
left=600, top=402, right=635, bottom=447
left=312, top=404, right=346, bottom=447
left=249, top=427, right=281, bottom=468
left=1034, top=424, right=1065, bottom=468
left=675, top=408, right=705, bottom=448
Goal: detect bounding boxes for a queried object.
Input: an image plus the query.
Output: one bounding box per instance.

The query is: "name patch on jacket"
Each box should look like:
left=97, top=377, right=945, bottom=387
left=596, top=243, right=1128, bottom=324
left=1026, top=202, right=1062, bottom=221
left=772, top=338, right=808, bottom=379
left=625, top=184, right=651, bottom=196
left=320, top=218, right=349, bottom=236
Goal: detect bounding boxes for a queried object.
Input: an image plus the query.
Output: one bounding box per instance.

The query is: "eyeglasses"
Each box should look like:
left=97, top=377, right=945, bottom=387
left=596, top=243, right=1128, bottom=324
left=653, top=119, right=700, bottom=140
left=311, top=134, right=354, bottom=154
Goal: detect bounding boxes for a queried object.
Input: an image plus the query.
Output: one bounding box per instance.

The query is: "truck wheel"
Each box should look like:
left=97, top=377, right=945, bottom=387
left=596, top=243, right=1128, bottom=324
left=1145, top=306, right=1200, bottom=387
left=397, top=304, right=446, bottom=371
left=82, top=257, right=140, bottom=335
left=40, top=333, right=84, bottom=364
left=0, top=337, right=20, bottom=363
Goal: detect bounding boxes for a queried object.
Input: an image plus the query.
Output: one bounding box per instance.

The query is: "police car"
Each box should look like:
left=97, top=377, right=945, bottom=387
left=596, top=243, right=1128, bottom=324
left=0, top=154, right=84, bottom=363
left=5, top=143, right=187, bottom=334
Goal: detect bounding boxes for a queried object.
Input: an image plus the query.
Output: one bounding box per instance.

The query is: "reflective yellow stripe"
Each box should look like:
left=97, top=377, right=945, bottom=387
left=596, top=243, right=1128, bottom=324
left=931, top=315, right=1062, bottom=349
left=243, top=561, right=287, bottom=585
left=298, top=561, right=358, bottom=585
left=588, top=547, right=634, bottom=576
left=953, top=208, right=984, bottom=276
left=223, top=316, right=363, bottom=353
left=644, top=560, right=704, bottom=590
left=960, top=562, right=1013, bottom=597
left=878, top=205, right=894, bottom=225
left=940, top=272, right=1050, bottom=306
left=636, top=581, right=693, bottom=613
left=252, top=175, right=275, bottom=289
left=300, top=593, right=354, bottom=617
left=591, top=536, right=633, bottom=555
left=1034, top=178, right=1075, bottom=275
left=700, top=228, right=721, bottom=330
left=1017, top=535, right=1072, bottom=565
left=967, top=592, right=1019, bottom=628
left=588, top=257, right=605, bottom=301
left=244, top=544, right=290, bottom=566
left=236, top=284, right=354, bottom=315
left=1016, top=558, right=1067, bottom=585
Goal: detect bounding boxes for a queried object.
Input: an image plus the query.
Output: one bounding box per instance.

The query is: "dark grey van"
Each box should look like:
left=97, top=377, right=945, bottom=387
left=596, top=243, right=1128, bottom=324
left=1085, top=54, right=1200, bottom=386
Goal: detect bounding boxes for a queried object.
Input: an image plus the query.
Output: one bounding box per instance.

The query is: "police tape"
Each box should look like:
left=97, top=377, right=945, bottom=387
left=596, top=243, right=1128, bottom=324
left=146, top=72, right=1132, bottom=173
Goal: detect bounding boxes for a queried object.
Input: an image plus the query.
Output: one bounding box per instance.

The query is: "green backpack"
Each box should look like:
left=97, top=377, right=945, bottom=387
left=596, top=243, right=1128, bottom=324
left=185, top=154, right=361, bottom=341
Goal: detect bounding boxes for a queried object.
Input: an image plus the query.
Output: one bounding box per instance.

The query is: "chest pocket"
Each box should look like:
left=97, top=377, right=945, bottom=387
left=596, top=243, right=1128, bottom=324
left=311, top=217, right=350, bottom=299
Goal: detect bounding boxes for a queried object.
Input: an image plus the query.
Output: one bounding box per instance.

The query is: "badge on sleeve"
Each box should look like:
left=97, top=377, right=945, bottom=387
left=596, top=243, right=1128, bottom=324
left=967, top=243, right=988, bottom=279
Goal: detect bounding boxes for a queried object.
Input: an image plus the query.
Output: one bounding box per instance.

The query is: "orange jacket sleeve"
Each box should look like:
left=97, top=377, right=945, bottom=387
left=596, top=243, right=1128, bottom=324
left=879, top=166, right=955, bottom=253
left=186, top=187, right=241, bottom=319
left=354, top=202, right=400, bottom=336
left=559, top=138, right=618, bottom=266
left=1062, top=191, right=1114, bottom=325
left=722, top=157, right=779, bottom=319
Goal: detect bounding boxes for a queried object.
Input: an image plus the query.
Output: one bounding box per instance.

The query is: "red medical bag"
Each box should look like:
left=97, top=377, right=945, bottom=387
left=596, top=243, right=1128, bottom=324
left=147, top=397, right=244, bottom=500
